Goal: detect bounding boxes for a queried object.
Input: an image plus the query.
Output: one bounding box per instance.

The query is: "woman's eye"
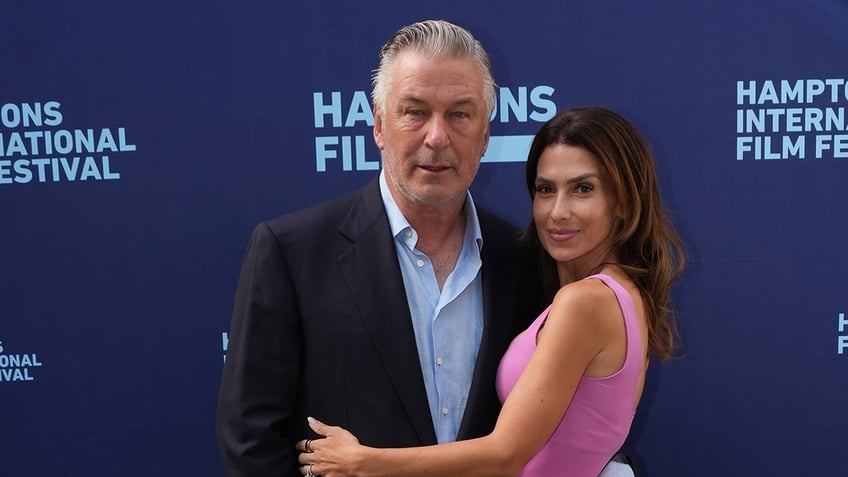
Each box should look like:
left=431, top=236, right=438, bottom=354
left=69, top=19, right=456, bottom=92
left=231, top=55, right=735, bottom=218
left=576, top=183, right=593, bottom=193
left=535, top=185, right=553, bottom=194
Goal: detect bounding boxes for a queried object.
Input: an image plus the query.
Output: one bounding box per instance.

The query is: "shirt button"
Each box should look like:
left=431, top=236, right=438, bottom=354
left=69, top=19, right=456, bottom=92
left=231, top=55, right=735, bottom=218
left=436, top=357, right=444, bottom=366
left=416, top=259, right=424, bottom=267
left=441, top=407, right=449, bottom=415
left=405, top=230, right=412, bottom=238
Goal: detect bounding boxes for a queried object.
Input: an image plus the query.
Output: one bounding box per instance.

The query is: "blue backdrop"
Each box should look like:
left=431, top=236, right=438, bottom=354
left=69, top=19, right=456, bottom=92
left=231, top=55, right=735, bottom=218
left=3, top=1, right=847, bottom=475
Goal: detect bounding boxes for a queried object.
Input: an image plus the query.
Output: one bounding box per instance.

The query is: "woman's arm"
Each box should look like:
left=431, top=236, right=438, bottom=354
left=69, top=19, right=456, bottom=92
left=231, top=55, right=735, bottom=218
left=298, top=280, right=620, bottom=477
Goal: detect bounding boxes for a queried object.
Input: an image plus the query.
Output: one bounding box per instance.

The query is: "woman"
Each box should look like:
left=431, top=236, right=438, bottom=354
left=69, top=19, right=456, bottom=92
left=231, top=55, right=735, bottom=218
left=296, top=107, right=685, bottom=477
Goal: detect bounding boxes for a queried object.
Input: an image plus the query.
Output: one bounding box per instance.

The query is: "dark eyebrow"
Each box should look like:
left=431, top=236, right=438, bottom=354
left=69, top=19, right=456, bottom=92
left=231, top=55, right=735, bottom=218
left=534, top=172, right=599, bottom=184
left=566, top=172, right=600, bottom=184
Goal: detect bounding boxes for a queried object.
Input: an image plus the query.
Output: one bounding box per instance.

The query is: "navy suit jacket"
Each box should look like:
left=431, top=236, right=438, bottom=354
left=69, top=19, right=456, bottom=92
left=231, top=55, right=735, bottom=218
left=216, top=177, right=540, bottom=476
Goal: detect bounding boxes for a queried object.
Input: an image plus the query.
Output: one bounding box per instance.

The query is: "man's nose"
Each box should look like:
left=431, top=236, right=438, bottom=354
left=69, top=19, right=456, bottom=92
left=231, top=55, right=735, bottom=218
left=425, top=115, right=450, bottom=150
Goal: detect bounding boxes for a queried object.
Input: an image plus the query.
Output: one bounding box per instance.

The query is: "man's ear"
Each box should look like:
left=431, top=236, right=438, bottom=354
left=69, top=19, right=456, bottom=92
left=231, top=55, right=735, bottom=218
left=373, top=105, right=385, bottom=150
left=480, top=127, right=490, bottom=157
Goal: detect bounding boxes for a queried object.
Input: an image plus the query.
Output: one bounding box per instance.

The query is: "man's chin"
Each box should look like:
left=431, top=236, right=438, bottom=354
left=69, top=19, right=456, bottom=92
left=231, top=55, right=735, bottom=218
left=401, top=185, right=466, bottom=208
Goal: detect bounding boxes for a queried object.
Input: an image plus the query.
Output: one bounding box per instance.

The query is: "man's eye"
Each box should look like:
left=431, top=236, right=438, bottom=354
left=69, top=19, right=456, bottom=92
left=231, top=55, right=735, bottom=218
left=450, top=111, right=470, bottom=119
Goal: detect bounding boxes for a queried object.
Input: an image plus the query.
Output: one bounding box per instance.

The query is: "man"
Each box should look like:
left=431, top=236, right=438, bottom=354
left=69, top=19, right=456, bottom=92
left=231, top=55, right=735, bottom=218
left=216, top=19, right=634, bottom=476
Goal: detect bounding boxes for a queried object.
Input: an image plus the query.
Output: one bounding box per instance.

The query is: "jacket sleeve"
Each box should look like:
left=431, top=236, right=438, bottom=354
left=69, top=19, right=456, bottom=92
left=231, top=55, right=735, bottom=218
left=216, top=221, right=303, bottom=476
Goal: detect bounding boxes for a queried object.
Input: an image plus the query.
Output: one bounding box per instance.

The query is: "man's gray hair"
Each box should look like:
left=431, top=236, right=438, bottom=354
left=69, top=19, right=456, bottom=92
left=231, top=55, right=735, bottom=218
left=371, top=19, right=497, bottom=120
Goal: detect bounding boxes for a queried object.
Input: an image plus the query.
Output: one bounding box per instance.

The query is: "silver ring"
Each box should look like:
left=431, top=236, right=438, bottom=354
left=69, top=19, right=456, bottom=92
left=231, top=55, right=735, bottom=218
left=305, top=439, right=313, bottom=453
left=306, top=463, right=314, bottom=477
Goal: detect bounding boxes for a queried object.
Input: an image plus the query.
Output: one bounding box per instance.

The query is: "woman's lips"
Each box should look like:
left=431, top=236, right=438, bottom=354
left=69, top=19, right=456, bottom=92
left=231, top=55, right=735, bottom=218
left=548, top=228, right=578, bottom=241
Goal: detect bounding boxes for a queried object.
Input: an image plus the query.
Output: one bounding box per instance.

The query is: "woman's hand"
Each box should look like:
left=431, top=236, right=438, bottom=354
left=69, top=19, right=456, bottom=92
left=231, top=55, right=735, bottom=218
left=296, top=417, right=367, bottom=477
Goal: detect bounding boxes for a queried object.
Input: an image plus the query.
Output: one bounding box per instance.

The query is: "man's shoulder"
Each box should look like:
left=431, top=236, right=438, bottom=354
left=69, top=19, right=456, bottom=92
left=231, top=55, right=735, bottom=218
left=264, top=193, right=353, bottom=229
left=261, top=178, right=380, bottom=235
left=476, top=206, right=522, bottom=241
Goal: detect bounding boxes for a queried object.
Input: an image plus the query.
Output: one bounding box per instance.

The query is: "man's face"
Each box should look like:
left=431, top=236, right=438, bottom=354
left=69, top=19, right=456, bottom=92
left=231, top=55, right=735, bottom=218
left=374, top=51, right=490, bottom=211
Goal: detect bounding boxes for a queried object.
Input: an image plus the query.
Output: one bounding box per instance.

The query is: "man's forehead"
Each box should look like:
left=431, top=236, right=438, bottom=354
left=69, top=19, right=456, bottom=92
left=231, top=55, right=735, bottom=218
left=389, top=55, right=484, bottom=100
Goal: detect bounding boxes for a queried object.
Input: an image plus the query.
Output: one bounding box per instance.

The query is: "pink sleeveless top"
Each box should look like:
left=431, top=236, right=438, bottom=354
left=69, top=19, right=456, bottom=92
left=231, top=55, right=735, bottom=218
left=495, top=274, right=643, bottom=477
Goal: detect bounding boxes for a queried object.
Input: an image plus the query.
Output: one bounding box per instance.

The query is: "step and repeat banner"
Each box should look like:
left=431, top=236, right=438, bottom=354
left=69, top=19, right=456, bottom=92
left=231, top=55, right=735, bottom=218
left=3, top=1, right=846, bottom=475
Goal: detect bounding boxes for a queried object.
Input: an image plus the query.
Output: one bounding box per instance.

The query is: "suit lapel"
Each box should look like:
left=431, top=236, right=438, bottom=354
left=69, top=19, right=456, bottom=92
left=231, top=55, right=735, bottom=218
left=335, top=178, right=437, bottom=444
left=458, top=210, right=523, bottom=439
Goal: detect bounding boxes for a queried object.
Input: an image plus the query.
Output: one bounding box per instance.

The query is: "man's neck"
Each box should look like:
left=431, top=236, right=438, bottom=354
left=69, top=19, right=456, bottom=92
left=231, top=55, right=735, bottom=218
left=405, top=203, right=467, bottom=290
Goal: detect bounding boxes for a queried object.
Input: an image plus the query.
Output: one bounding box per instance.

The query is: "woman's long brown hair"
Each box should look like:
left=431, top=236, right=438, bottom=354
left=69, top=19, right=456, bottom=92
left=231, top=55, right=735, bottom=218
left=521, top=107, right=686, bottom=359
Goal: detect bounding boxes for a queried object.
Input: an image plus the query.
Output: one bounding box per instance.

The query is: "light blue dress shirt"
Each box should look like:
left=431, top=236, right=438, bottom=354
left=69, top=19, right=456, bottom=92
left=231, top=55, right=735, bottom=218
left=379, top=171, right=484, bottom=444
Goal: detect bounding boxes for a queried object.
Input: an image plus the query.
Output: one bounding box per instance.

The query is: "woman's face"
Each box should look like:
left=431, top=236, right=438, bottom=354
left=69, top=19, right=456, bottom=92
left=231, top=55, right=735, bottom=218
left=532, top=143, right=620, bottom=281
